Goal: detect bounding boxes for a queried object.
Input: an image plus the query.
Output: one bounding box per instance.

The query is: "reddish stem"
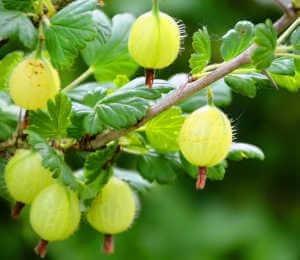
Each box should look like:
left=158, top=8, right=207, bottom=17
left=196, top=167, right=208, bottom=190
left=11, top=202, right=25, bottom=219
left=22, top=110, right=29, bottom=130
left=35, top=239, right=48, bottom=258
left=145, top=69, right=155, bottom=88
left=102, top=234, right=114, bottom=254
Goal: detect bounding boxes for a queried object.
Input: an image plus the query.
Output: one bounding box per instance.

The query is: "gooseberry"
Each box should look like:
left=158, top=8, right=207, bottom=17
left=179, top=105, right=232, bottom=189
left=9, top=56, right=60, bottom=110
left=30, top=183, right=81, bottom=258
left=87, top=177, right=136, bottom=254
left=5, top=149, right=55, bottom=218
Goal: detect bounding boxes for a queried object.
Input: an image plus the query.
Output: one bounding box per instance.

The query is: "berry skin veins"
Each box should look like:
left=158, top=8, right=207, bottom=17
left=128, top=11, right=181, bottom=70
left=30, top=183, right=81, bottom=242
left=179, top=105, right=232, bottom=168
left=9, top=56, right=60, bottom=110
left=87, top=177, right=136, bottom=235
left=5, top=149, right=55, bottom=205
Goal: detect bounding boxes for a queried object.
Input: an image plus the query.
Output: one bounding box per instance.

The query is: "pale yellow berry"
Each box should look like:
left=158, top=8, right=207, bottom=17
left=129, top=11, right=181, bottom=69
left=9, top=56, right=60, bottom=110
left=30, top=183, right=81, bottom=241
left=5, top=149, right=55, bottom=204
left=87, top=177, right=136, bottom=234
left=179, top=105, right=232, bottom=167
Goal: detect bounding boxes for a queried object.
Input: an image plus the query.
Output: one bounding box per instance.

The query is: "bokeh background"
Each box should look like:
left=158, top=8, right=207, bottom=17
left=1, top=0, right=300, bottom=259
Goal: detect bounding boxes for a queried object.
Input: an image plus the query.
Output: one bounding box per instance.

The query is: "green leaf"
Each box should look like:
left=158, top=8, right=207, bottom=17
left=269, top=72, right=300, bottom=92
left=228, top=142, right=265, bottom=161
left=82, top=13, right=138, bottom=82
left=1, top=0, right=34, bottom=12
left=268, top=57, right=295, bottom=76
left=114, top=167, right=153, bottom=192
left=84, top=143, right=118, bottom=183
left=0, top=157, right=12, bottom=201
left=28, top=93, right=72, bottom=139
left=251, top=20, right=277, bottom=70
left=26, top=130, right=77, bottom=189
left=44, top=0, right=98, bottom=68
left=83, top=111, right=104, bottom=135
left=225, top=72, right=270, bottom=98
left=189, top=27, right=211, bottom=74
left=79, top=167, right=113, bottom=205
left=221, top=21, right=254, bottom=61
left=207, top=160, right=227, bottom=181
left=177, top=77, right=232, bottom=113
left=114, top=74, right=130, bottom=89
left=0, top=92, right=18, bottom=141
left=145, top=107, right=185, bottom=153
left=0, top=51, right=23, bottom=91
left=0, top=10, right=37, bottom=48
left=137, top=151, right=178, bottom=184
left=291, top=27, right=300, bottom=50
left=95, top=78, right=173, bottom=130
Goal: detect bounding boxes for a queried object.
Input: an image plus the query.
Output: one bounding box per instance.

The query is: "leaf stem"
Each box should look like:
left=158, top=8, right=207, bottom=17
left=44, top=0, right=56, bottom=17
left=275, top=53, right=300, bottom=59
left=276, top=45, right=295, bottom=52
left=204, top=62, right=226, bottom=72
left=277, top=17, right=300, bottom=45
left=62, top=67, right=95, bottom=93
left=35, top=22, right=45, bottom=59
left=37, top=0, right=44, bottom=16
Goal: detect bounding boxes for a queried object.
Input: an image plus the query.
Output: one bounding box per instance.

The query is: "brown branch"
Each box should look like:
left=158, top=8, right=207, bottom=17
left=274, top=0, right=296, bottom=17
left=86, top=10, right=297, bottom=150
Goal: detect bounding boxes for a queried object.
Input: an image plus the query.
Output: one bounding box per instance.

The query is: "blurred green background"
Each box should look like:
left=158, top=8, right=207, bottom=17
left=1, top=0, right=300, bottom=259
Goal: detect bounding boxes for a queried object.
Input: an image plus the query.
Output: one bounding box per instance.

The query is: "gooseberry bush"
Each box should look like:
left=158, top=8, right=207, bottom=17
left=0, top=0, right=299, bottom=257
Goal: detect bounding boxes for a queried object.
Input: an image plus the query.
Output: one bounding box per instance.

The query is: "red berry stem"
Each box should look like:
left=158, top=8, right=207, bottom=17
left=145, top=69, right=155, bottom=88
left=11, top=201, right=25, bottom=219
left=22, top=110, right=29, bottom=130
left=102, top=234, right=114, bottom=254
left=196, top=167, right=208, bottom=190
left=35, top=239, right=48, bottom=258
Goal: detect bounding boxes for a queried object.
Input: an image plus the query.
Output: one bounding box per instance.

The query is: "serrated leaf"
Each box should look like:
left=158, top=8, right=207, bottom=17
left=84, top=143, right=118, bottom=183
left=0, top=92, right=18, bottom=141
left=114, top=167, right=152, bottom=192
left=207, top=160, right=227, bottom=181
left=0, top=10, right=37, bottom=48
left=79, top=167, right=113, bottom=204
left=268, top=57, right=295, bottom=76
left=189, top=27, right=211, bottom=74
left=0, top=157, right=11, bottom=201
left=2, top=0, right=34, bottom=12
left=251, top=20, right=277, bottom=70
left=82, top=13, right=138, bottom=82
left=28, top=93, right=72, bottom=138
left=145, top=107, right=185, bottom=153
left=26, top=130, right=77, bottom=189
left=95, top=78, right=173, bottom=130
left=269, top=71, right=300, bottom=92
left=83, top=111, right=104, bottom=135
left=137, top=151, right=178, bottom=184
left=178, top=78, right=232, bottom=113
left=44, top=0, right=98, bottom=68
left=291, top=27, right=300, bottom=50
left=0, top=51, right=23, bottom=91
left=221, top=21, right=254, bottom=61
left=228, top=142, right=265, bottom=161
left=225, top=72, right=270, bottom=98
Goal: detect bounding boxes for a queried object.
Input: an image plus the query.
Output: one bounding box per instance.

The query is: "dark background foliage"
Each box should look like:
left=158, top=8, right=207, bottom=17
left=1, top=0, right=300, bottom=259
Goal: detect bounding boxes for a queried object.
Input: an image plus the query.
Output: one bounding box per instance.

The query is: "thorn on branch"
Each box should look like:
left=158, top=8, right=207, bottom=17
left=263, top=70, right=279, bottom=90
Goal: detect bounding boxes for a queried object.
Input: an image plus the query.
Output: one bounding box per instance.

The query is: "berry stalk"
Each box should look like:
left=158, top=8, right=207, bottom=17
left=35, top=239, right=48, bottom=258
left=11, top=202, right=25, bottom=219
left=102, top=234, right=114, bottom=254
left=196, top=167, right=208, bottom=190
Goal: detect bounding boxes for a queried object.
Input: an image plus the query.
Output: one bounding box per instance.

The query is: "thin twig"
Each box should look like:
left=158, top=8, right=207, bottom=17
left=85, top=11, right=297, bottom=150
left=263, top=70, right=279, bottom=90
left=274, top=0, right=295, bottom=17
